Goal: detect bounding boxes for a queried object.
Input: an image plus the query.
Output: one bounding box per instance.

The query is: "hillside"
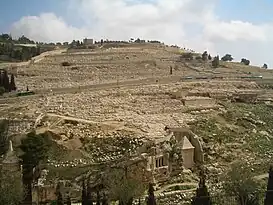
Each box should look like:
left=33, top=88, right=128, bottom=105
left=1, top=40, right=273, bottom=204
left=0, top=34, right=56, bottom=63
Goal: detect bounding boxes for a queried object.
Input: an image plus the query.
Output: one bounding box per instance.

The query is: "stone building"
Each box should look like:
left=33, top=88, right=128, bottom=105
left=180, top=136, right=195, bottom=169
left=136, top=127, right=204, bottom=183
left=83, top=38, right=94, bottom=46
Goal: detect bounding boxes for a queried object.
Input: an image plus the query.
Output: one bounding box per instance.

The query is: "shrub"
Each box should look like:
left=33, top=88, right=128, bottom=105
left=0, top=87, right=5, bottom=95
left=212, top=56, right=220, bottom=68
left=221, top=54, right=233, bottom=61
left=241, top=58, right=250, bottom=65
left=195, top=56, right=202, bottom=60
left=262, top=63, right=268, bottom=69
left=61, top=61, right=71, bottom=66
left=180, top=52, right=193, bottom=61
left=202, top=51, right=208, bottom=61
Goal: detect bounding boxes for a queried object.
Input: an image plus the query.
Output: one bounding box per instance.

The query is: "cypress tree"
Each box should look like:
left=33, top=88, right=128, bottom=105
left=66, top=194, right=72, bottom=205
left=191, top=177, right=212, bottom=205
left=146, top=183, right=156, bottom=205
left=56, top=182, right=64, bottom=205
left=82, top=180, right=87, bottom=205
left=86, top=177, right=93, bottom=205
left=2, top=70, right=9, bottom=92
left=0, top=71, right=3, bottom=88
left=9, top=74, right=16, bottom=91
left=96, top=190, right=100, bottom=205
left=101, top=192, right=108, bottom=205
left=265, top=165, right=273, bottom=205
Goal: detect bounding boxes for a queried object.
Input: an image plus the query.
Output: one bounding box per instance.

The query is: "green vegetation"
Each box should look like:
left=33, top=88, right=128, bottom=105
left=0, top=33, right=55, bottom=62
left=212, top=56, right=220, bottom=68
left=191, top=103, right=273, bottom=174
left=222, top=162, right=264, bottom=205
left=0, top=119, right=9, bottom=155
left=241, top=58, right=250, bottom=65
left=20, top=131, right=52, bottom=204
left=47, top=166, right=91, bottom=180
left=191, top=177, right=212, bottom=205
left=265, top=165, right=273, bottom=205
left=0, top=170, right=23, bottom=205
left=147, top=183, right=157, bottom=205
left=0, top=70, right=17, bottom=95
left=166, top=184, right=196, bottom=192
left=106, top=168, right=145, bottom=205
left=16, top=91, right=35, bottom=97
left=262, top=63, right=268, bottom=69
left=221, top=54, right=234, bottom=62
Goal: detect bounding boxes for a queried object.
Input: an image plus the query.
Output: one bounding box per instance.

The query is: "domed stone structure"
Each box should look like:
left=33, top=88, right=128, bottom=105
left=2, top=140, right=21, bottom=172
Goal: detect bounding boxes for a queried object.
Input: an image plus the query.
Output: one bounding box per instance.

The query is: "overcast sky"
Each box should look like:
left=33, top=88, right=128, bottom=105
left=1, top=0, right=273, bottom=67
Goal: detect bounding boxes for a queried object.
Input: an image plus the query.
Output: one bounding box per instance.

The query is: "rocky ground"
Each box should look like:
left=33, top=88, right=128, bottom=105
left=15, top=47, right=189, bottom=90
left=1, top=44, right=273, bottom=204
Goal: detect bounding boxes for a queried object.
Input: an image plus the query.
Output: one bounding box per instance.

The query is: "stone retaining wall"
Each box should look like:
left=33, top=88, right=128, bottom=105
left=183, top=97, right=216, bottom=108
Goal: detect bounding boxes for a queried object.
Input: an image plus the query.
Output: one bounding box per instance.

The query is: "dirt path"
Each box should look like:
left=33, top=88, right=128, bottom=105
left=47, top=113, right=102, bottom=125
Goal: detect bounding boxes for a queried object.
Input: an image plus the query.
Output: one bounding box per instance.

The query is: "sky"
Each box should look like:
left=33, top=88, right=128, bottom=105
left=1, top=0, right=273, bottom=67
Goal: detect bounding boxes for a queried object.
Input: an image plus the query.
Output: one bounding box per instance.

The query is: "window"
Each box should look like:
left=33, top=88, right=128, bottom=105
left=156, top=156, right=165, bottom=168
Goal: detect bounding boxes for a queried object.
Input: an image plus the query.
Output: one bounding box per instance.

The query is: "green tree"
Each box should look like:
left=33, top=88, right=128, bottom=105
left=0, top=170, right=23, bottom=205
left=3, top=70, right=10, bottom=92
left=212, top=56, right=220, bottom=68
left=18, top=35, right=34, bottom=44
left=106, top=169, right=145, bottom=205
left=86, top=177, right=93, bottom=205
left=10, top=74, right=16, bottom=91
left=191, top=177, right=211, bottom=205
left=0, top=87, right=5, bottom=96
left=101, top=193, right=108, bottom=205
left=96, top=190, right=100, bottom=205
left=202, top=51, right=208, bottom=61
left=146, top=183, right=156, bottom=205
left=20, top=131, right=52, bottom=205
left=0, top=33, right=12, bottom=42
left=21, top=47, right=31, bottom=61
left=222, top=162, right=262, bottom=205
left=241, top=58, right=250, bottom=66
left=0, top=119, right=9, bottom=155
left=66, top=194, right=72, bottom=205
left=56, top=182, right=64, bottom=205
left=221, top=54, right=233, bottom=61
left=264, top=165, right=273, bottom=205
left=82, top=180, right=87, bottom=205
left=262, top=63, right=268, bottom=69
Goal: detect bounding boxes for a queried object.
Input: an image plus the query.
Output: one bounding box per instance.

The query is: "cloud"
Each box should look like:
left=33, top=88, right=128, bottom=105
left=9, top=0, right=273, bottom=67
left=10, top=13, right=88, bottom=43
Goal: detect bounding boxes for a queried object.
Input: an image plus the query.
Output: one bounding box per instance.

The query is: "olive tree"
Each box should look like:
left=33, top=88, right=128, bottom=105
left=222, top=162, right=263, bottom=205
left=0, top=170, right=23, bottom=205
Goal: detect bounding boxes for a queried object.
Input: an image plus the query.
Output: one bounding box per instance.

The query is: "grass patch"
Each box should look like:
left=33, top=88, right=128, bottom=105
left=164, top=185, right=196, bottom=192
left=46, top=165, right=90, bottom=180
left=190, top=102, right=273, bottom=163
